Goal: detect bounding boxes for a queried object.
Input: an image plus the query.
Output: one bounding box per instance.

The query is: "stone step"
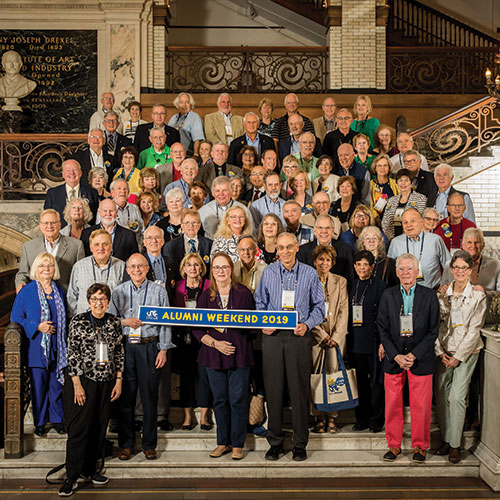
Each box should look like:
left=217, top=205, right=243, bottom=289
left=24, top=424, right=478, bottom=453
left=0, top=449, right=480, bottom=480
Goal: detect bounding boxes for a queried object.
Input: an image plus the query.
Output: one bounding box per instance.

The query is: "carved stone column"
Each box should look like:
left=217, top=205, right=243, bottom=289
left=475, top=328, right=500, bottom=490
left=4, top=323, right=24, bottom=459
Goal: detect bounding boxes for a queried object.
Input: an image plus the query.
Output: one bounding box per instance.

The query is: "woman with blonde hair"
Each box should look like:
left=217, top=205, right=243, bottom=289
left=369, top=153, right=399, bottom=220
left=61, top=198, right=93, bottom=239
left=289, top=170, right=313, bottom=214
left=211, top=206, right=252, bottom=261
left=372, top=125, right=398, bottom=157
left=257, top=97, right=276, bottom=137
left=128, top=167, right=161, bottom=205
left=351, top=95, right=380, bottom=149
left=339, top=204, right=375, bottom=251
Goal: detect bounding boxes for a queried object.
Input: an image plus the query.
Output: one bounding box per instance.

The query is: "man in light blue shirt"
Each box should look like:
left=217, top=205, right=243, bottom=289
left=167, top=92, right=205, bottom=156
left=388, top=208, right=450, bottom=289
left=109, top=253, right=175, bottom=461
left=255, top=232, right=324, bottom=462
left=432, top=163, right=475, bottom=223
left=250, top=171, right=286, bottom=228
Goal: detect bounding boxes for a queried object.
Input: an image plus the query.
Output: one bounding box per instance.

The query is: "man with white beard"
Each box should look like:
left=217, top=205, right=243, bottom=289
left=250, top=172, right=286, bottom=228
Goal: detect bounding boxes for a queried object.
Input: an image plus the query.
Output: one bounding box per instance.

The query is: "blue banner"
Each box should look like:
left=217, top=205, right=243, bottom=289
left=139, top=306, right=297, bottom=330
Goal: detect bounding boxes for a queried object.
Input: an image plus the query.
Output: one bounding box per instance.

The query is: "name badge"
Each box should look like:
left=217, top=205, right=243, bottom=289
left=352, top=305, right=363, bottom=326
left=374, top=197, right=387, bottom=212
left=155, top=280, right=166, bottom=289
left=400, top=314, right=413, bottom=337
left=451, top=309, right=464, bottom=328
left=214, top=327, right=225, bottom=333
left=417, top=261, right=424, bottom=281
left=128, top=327, right=141, bottom=344
left=341, top=221, right=349, bottom=233
left=185, top=300, right=197, bottom=309
left=324, top=301, right=329, bottom=319
left=282, top=290, right=295, bottom=310
left=96, top=341, right=109, bottom=366
left=225, top=124, right=233, bottom=136
left=394, top=207, right=405, bottom=222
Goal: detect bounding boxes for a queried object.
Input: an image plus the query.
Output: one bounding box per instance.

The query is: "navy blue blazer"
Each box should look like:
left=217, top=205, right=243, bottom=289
left=133, top=122, right=180, bottom=154
left=162, top=234, right=213, bottom=282
left=44, top=184, right=99, bottom=228
left=278, top=136, right=322, bottom=163
left=71, top=148, right=114, bottom=188
left=81, top=223, right=138, bottom=262
left=105, top=132, right=132, bottom=171
left=377, top=284, right=440, bottom=375
left=227, top=133, right=275, bottom=166
left=11, top=280, right=66, bottom=368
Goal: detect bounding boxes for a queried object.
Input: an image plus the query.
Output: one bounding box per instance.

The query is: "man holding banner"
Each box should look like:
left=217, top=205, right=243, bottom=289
left=255, top=232, right=324, bottom=462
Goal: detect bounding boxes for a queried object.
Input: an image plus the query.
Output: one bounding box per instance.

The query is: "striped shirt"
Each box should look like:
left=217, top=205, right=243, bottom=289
left=255, top=260, right=325, bottom=331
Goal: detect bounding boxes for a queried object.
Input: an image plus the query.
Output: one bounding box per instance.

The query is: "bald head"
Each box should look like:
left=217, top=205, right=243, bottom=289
left=338, top=143, right=355, bottom=169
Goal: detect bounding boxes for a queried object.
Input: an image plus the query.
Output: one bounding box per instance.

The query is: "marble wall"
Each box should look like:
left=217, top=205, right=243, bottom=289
left=0, top=29, right=98, bottom=133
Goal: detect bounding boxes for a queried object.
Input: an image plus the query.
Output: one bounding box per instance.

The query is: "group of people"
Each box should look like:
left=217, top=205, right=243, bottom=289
left=10, top=90, right=500, bottom=496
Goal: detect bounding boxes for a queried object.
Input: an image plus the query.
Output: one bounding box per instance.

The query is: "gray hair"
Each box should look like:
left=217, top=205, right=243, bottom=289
left=299, top=132, right=315, bottom=143
left=165, top=187, right=185, bottom=203
left=88, top=128, right=104, bottom=138
left=395, top=253, right=419, bottom=269
left=212, top=175, right=231, bottom=189
left=237, top=234, right=257, bottom=247
left=103, top=110, right=119, bottom=120
left=463, top=227, right=485, bottom=246
left=109, top=178, right=129, bottom=191
left=211, top=141, right=229, bottom=152
left=88, top=166, right=109, bottom=184
left=63, top=197, right=93, bottom=226
left=149, top=126, right=166, bottom=137
left=173, top=92, right=195, bottom=109
left=144, top=224, right=165, bottom=239
left=39, top=209, right=60, bottom=222
left=434, top=163, right=454, bottom=178
left=314, top=214, right=335, bottom=228
left=277, top=232, right=298, bottom=244
left=217, top=93, right=231, bottom=104
left=181, top=158, right=198, bottom=170
left=356, top=226, right=386, bottom=258
left=243, top=112, right=260, bottom=123
left=403, top=149, right=420, bottom=160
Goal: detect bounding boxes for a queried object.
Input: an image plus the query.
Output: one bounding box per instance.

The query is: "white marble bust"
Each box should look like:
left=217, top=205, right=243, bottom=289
left=0, top=50, right=37, bottom=111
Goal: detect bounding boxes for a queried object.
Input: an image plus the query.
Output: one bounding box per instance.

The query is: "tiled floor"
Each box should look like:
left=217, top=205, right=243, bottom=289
left=1, top=478, right=500, bottom=499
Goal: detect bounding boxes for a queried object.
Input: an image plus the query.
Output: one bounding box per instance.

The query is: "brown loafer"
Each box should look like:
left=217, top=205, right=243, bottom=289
left=435, top=442, right=450, bottom=456
left=209, top=445, right=231, bottom=458
left=449, top=447, right=461, bottom=464
left=232, top=447, right=244, bottom=460
left=118, top=448, right=132, bottom=460
left=144, top=449, right=157, bottom=460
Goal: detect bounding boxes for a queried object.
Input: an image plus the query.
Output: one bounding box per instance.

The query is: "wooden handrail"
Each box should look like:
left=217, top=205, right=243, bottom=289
left=386, top=46, right=499, bottom=53
left=166, top=46, right=328, bottom=52
left=411, top=96, right=495, bottom=137
left=0, top=134, right=87, bottom=141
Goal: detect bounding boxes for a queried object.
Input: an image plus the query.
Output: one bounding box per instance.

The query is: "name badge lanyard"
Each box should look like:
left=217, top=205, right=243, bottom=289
left=406, top=233, right=425, bottom=277
left=215, top=200, right=234, bottom=224
left=90, top=314, right=109, bottom=366
left=91, top=257, right=111, bottom=284
left=128, top=282, right=149, bottom=343
left=185, top=278, right=204, bottom=304
left=450, top=294, right=467, bottom=328
left=352, top=278, right=371, bottom=325
left=215, top=288, right=233, bottom=334
left=280, top=266, right=298, bottom=311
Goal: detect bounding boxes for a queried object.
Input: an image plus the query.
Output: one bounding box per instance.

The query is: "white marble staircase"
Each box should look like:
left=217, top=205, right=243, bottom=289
left=0, top=408, right=481, bottom=480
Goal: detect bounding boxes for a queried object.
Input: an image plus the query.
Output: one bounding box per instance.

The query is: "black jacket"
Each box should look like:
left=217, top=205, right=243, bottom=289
left=81, top=223, right=139, bottom=262
left=133, top=122, right=181, bottom=153
left=227, top=133, right=276, bottom=166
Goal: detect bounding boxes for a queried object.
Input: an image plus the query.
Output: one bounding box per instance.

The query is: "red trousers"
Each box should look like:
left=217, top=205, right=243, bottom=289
left=384, top=370, right=432, bottom=450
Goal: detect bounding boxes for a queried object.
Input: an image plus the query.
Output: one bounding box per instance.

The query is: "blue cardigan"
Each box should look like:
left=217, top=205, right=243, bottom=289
left=11, top=280, right=67, bottom=368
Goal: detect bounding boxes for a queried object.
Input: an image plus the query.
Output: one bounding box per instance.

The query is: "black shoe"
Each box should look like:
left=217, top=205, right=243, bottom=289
left=134, top=420, right=143, bottom=432
left=182, top=423, right=195, bottom=430
left=369, top=426, right=383, bottom=433
left=58, top=479, right=77, bottom=497
left=383, top=448, right=401, bottom=462
left=34, top=426, right=46, bottom=436
left=412, top=447, right=426, bottom=463
left=292, top=447, right=307, bottom=461
left=265, top=446, right=284, bottom=461
left=158, top=420, right=173, bottom=431
left=352, top=423, right=369, bottom=431
left=200, top=423, right=213, bottom=431
left=90, top=473, right=109, bottom=485
left=53, top=423, right=66, bottom=434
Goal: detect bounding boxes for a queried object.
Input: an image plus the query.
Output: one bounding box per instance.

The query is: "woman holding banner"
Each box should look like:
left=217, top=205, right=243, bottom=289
left=193, top=252, right=255, bottom=461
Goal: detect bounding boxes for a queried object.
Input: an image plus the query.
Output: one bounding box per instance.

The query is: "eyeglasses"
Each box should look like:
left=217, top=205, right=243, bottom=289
left=89, top=135, right=103, bottom=140
left=451, top=265, right=470, bottom=271
left=364, top=237, right=379, bottom=243
left=38, top=263, right=55, bottom=269
left=40, top=221, right=59, bottom=226
left=336, top=116, right=351, bottom=121
left=182, top=221, right=200, bottom=226
left=144, top=236, right=163, bottom=241
left=213, top=265, right=231, bottom=272
left=127, top=264, right=148, bottom=270
left=89, top=297, right=109, bottom=303
left=424, top=216, right=439, bottom=223
left=185, top=262, right=201, bottom=268
left=354, top=213, right=369, bottom=219
left=277, top=244, right=297, bottom=251
left=229, top=215, right=245, bottom=220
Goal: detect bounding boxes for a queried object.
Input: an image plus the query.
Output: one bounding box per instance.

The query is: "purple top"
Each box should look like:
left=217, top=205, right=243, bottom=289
left=174, top=278, right=211, bottom=307
left=193, top=283, right=255, bottom=370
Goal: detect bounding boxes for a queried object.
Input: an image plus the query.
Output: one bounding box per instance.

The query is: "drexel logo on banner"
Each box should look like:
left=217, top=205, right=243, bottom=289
left=138, top=306, right=297, bottom=330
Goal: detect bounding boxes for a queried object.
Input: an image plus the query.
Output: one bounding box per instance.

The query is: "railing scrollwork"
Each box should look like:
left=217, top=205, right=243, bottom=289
left=0, top=134, right=86, bottom=198
left=411, top=96, right=500, bottom=166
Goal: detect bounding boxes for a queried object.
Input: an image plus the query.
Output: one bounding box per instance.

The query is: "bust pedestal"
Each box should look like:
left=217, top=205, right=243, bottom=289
left=0, top=110, right=22, bottom=133
left=475, top=328, right=500, bottom=490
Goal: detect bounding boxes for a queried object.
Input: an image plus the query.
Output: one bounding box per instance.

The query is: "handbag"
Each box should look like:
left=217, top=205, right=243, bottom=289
left=311, top=345, right=359, bottom=412
left=248, top=383, right=266, bottom=426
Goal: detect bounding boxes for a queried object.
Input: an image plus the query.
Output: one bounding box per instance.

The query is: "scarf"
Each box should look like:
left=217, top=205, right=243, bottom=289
left=36, top=281, right=67, bottom=385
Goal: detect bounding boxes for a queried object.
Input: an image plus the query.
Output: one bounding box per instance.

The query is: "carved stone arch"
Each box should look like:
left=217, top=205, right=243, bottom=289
left=0, top=224, right=30, bottom=258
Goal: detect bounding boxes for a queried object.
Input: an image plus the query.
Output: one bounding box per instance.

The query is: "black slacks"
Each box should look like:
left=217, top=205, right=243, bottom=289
left=63, top=374, right=114, bottom=481
left=352, top=352, right=385, bottom=429
left=119, top=342, right=161, bottom=450
left=262, top=330, right=312, bottom=449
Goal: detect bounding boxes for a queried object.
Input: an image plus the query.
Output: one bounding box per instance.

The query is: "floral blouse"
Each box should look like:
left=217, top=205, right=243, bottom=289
left=67, top=312, right=124, bottom=382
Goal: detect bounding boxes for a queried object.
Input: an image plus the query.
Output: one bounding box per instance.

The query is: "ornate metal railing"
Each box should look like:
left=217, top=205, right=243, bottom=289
left=0, top=134, right=87, bottom=199
left=387, top=46, right=498, bottom=94
left=165, top=46, right=329, bottom=93
left=410, top=96, right=500, bottom=167
left=389, top=0, right=499, bottom=47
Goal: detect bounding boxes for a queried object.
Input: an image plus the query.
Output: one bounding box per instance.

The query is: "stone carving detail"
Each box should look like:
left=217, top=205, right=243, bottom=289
left=0, top=50, right=37, bottom=111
